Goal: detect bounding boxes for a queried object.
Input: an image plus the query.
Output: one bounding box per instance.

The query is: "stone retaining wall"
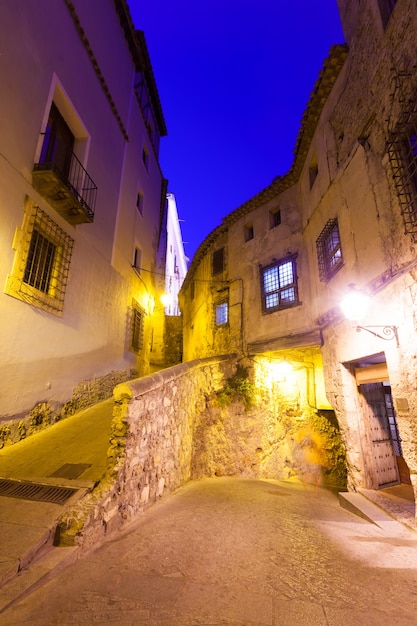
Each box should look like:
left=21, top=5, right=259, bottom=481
left=58, top=355, right=236, bottom=549
left=0, top=370, right=132, bottom=448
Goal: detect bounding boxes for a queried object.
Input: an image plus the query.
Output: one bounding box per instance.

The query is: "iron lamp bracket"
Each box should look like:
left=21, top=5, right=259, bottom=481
left=355, top=325, right=399, bottom=347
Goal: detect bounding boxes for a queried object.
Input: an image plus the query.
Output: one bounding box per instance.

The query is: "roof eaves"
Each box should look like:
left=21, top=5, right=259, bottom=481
left=183, top=44, right=348, bottom=286
left=114, top=0, right=168, bottom=136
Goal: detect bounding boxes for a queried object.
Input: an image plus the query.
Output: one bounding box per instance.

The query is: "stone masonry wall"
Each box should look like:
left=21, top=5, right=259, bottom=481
left=58, top=356, right=236, bottom=549
left=57, top=355, right=346, bottom=549
left=0, top=369, right=132, bottom=449
left=191, top=363, right=347, bottom=488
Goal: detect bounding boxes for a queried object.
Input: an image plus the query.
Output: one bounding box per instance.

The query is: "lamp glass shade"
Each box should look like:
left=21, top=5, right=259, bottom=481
left=340, top=286, right=369, bottom=322
left=160, top=293, right=171, bottom=307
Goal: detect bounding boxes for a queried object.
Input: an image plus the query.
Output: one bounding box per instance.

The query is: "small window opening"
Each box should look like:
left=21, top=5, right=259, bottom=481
left=136, top=189, right=144, bottom=214
left=309, top=154, right=319, bottom=189
left=269, top=209, right=281, bottom=229
left=244, top=223, right=254, bottom=242
left=212, top=248, right=225, bottom=275
left=215, top=301, right=228, bottom=325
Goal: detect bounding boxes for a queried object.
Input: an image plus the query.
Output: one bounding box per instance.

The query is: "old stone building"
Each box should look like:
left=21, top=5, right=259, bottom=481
left=180, top=0, right=417, bottom=500
left=0, top=1, right=176, bottom=435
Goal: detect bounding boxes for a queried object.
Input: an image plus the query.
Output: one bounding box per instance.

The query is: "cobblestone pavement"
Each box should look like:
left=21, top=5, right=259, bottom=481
left=2, top=477, right=417, bottom=625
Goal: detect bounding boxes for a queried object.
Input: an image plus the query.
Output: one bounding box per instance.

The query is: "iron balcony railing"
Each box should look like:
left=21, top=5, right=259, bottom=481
left=34, top=133, right=97, bottom=222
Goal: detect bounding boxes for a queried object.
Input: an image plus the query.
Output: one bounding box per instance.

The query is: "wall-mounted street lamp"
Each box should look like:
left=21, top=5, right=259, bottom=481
left=340, top=284, right=399, bottom=347
left=160, top=292, right=172, bottom=308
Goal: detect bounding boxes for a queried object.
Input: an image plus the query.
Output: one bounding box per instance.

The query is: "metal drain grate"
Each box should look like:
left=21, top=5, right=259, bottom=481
left=0, top=479, right=77, bottom=505
left=48, top=463, right=91, bottom=479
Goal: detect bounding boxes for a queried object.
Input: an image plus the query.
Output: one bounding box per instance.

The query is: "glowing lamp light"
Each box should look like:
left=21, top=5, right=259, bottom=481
left=340, top=284, right=399, bottom=347
left=340, top=284, right=369, bottom=323
left=160, top=293, right=172, bottom=307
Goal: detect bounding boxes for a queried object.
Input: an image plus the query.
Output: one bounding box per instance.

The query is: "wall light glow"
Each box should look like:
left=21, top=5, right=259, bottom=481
left=160, top=293, right=172, bottom=307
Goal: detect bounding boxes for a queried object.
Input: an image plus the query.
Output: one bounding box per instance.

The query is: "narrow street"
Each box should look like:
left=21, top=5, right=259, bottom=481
left=2, top=477, right=417, bottom=625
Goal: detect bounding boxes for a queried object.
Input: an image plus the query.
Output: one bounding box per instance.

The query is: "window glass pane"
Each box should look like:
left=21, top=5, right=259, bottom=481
left=263, top=266, right=279, bottom=294
left=265, top=293, right=279, bottom=309
left=216, top=302, right=228, bottom=325
left=330, top=247, right=342, bottom=267
left=280, top=287, right=295, bottom=303
left=24, top=229, right=56, bottom=293
left=278, top=261, right=293, bottom=287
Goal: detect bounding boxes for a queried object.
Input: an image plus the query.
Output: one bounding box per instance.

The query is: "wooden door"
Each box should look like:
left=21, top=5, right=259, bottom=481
left=359, top=383, right=399, bottom=488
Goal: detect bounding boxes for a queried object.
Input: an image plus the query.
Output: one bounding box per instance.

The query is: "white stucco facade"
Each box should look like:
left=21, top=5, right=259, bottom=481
left=0, top=0, right=167, bottom=420
left=164, top=193, right=188, bottom=316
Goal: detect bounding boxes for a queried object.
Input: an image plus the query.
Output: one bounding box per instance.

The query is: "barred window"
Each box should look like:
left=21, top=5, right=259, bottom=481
left=5, top=202, right=74, bottom=314
left=386, top=89, right=417, bottom=238
left=24, top=230, right=56, bottom=293
left=316, top=219, right=343, bottom=282
left=130, top=300, right=145, bottom=353
left=260, top=256, right=298, bottom=314
left=215, top=301, right=228, bottom=325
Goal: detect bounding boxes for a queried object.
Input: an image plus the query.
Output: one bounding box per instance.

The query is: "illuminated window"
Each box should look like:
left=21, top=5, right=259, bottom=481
left=378, top=0, right=397, bottom=28
left=269, top=209, right=281, bottom=229
left=316, top=219, right=343, bottom=282
left=260, top=256, right=299, bottom=314
left=212, top=247, right=225, bottom=275
left=130, top=300, right=145, bottom=353
left=244, top=223, right=254, bottom=242
left=5, top=201, right=74, bottom=315
left=215, top=301, right=228, bottom=325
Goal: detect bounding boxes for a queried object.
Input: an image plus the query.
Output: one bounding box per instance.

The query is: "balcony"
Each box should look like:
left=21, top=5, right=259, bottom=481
left=32, top=140, right=97, bottom=226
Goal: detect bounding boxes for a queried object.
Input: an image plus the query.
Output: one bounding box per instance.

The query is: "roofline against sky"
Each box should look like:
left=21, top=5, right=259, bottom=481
left=182, top=43, right=349, bottom=288
left=114, top=0, right=168, bottom=136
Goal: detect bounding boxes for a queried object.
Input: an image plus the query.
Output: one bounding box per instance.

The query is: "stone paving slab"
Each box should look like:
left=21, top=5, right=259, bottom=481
left=0, top=546, right=77, bottom=614
left=2, top=478, right=417, bottom=625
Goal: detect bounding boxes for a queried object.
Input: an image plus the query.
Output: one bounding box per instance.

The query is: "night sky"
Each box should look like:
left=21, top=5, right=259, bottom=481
left=128, top=1, right=345, bottom=261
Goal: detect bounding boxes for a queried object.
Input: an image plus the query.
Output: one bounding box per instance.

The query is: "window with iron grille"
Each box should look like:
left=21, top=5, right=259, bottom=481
left=316, top=219, right=343, bottom=282
left=260, top=255, right=299, bottom=314
left=393, top=130, right=417, bottom=232
left=386, top=72, right=417, bottom=239
left=215, top=301, right=228, bottom=325
left=212, top=247, right=225, bottom=276
left=5, top=202, right=74, bottom=314
left=130, top=300, right=145, bottom=353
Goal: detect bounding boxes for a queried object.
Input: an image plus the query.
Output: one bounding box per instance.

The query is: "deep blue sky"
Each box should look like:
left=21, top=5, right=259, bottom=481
left=129, top=2, right=345, bottom=261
